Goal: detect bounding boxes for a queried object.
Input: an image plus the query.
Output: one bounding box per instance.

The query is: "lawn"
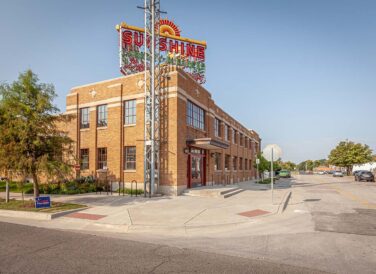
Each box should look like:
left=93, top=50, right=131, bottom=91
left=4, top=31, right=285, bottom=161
left=0, top=181, right=33, bottom=193
left=0, top=198, right=86, bottom=213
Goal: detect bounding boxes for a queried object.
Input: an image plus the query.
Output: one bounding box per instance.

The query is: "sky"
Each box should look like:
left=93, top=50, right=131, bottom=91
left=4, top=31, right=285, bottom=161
left=1, top=0, right=375, bottom=163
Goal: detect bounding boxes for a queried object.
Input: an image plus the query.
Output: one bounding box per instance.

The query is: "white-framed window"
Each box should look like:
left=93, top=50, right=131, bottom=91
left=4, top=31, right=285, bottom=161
left=80, top=149, right=89, bottom=170
left=80, top=108, right=90, bottom=129
left=124, top=146, right=136, bottom=170
left=97, top=105, right=107, bottom=127
left=186, top=100, right=205, bottom=130
left=214, top=118, right=221, bottom=137
left=97, top=148, right=107, bottom=169
left=224, top=124, right=229, bottom=141
left=124, top=99, right=136, bottom=125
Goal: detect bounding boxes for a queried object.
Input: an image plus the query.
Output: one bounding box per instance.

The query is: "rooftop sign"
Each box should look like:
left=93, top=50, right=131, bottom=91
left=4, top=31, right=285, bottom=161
left=116, top=19, right=207, bottom=84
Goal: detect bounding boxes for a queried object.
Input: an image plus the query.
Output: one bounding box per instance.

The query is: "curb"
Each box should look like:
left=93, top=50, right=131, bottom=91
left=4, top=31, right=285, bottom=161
left=0, top=207, right=88, bottom=221
left=278, top=191, right=292, bottom=214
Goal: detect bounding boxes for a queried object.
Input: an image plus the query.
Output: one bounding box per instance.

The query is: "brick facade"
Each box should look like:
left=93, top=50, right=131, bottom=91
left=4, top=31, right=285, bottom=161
left=61, top=68, right=261, bottom=195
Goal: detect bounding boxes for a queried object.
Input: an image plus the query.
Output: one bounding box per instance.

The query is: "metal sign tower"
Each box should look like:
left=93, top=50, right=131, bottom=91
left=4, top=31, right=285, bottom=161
left=143, top=0, right=162, bottom=197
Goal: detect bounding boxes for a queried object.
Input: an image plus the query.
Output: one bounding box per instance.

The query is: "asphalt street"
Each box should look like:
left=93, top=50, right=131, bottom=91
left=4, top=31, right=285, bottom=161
left=0, top=221, right=323, bottom=274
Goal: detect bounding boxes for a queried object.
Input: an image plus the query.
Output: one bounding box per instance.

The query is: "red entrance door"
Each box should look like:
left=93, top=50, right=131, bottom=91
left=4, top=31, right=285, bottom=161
left=187, top=148, right=206, bottom=188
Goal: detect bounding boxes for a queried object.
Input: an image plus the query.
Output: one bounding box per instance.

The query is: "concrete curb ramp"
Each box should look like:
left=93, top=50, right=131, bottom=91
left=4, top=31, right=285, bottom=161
left=0, top=207, right=88, bottom=221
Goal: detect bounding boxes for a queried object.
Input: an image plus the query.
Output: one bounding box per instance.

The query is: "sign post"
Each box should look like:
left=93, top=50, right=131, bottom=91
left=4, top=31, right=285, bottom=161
left=263, top=144, right=282, bottom=205
left=256, top=158, right=260, bottom=182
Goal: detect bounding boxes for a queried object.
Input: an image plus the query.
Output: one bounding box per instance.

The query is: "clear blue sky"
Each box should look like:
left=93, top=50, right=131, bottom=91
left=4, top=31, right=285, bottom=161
left=1, top=0, right=375, bottom=163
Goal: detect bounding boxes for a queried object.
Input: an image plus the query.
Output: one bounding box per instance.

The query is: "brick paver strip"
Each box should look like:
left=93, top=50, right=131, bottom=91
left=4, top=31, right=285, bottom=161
left=65, top=213, right=107, bottom=220
left=238, top=209, right=270, bottom=218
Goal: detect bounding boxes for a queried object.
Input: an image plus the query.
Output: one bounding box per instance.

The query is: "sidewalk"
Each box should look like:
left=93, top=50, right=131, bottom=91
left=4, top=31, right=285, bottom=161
left=0, top=180, right=292, bottom=235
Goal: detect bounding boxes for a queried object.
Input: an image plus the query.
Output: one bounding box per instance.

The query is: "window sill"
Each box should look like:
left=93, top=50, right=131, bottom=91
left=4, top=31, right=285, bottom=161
left=124, top=124, right=136, bottom=127
left=124, top=170, right=136, bottom=173
left=187, top=124, right=206, bottom=133
left=80, top=128, right=90, bottom=132
left=97, top=126, right=108, bottom=130
left=214, top=170, right=222, bottom=172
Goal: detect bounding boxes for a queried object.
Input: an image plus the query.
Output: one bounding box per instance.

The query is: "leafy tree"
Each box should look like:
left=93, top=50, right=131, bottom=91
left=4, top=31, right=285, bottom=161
left=328, top=141, right=373, bottom=175
left=298, top=160, right=314, bottom=171
left=0, top=70, right=74, bottom=197
left=280, top=161, right=296, bottom=171
left=255, top=153, right=269, bottom=174
left=254, top=154, right=282, bottom=180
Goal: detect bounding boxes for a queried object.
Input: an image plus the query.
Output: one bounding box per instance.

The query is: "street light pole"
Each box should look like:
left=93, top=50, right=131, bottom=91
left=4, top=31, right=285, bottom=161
left=271, top=148, right=274, bottom=204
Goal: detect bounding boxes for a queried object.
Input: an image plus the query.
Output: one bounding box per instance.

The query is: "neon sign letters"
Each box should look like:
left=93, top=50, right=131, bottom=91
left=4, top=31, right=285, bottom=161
left=116, top=19, right=207, bottom=84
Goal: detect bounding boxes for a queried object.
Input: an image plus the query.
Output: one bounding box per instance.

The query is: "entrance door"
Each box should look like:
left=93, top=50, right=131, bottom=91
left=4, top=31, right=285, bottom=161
left=188, top=148, right=206, bottom=188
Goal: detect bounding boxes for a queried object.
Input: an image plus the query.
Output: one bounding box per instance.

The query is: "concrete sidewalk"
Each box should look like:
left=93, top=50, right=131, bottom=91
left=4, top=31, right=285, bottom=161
left=0, top=179, right=292, bottom=235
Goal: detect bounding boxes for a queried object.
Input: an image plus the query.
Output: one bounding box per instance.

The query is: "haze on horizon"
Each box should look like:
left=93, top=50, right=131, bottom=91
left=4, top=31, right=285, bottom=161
left=1, top=0, right=375, bottom=163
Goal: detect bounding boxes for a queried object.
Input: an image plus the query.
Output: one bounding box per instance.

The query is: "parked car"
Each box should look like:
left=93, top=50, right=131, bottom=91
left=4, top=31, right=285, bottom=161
left=355, top=171, right=375, bottom=182
left=353, top=170, right=366, bottom=176
left=279, top=170, right=291, bottom=178
left=333, top=171, right=344, bottom=177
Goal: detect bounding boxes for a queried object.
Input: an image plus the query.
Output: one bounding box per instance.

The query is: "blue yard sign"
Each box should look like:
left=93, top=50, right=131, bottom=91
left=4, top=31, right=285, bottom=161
left=35, top=196, right=51, bottom=208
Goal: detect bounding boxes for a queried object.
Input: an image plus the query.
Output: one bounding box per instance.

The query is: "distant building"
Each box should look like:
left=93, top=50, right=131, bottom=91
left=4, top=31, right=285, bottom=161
left=353, top=162, right=376, bottom=172
left=313, top=166, right=334, bottom=173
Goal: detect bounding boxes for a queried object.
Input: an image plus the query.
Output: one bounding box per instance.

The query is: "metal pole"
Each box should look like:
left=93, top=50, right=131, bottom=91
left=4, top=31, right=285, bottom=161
left=143, top=0, right=148, bottom=199
left=150, top=0, right=156, bottom=196
left=5, top=179, right=9, bottom=203
left=271, top=148, right=274, bottom=204
left=119, top=24, right=123, bottom=70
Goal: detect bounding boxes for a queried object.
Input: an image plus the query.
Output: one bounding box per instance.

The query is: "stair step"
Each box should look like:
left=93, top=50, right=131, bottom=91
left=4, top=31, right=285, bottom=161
left=223, top=188, right=245, bottom=198
left=182, top=186, right=244, bottom=198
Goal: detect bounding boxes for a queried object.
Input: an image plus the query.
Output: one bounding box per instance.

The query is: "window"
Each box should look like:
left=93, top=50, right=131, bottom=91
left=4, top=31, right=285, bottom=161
left=239, top=157, right=243, bottom=170
left=245, top=159, right=248, bottom=170
left=124, top=99, right=136, bottom=125
left=224, top=124, right=229, bottom=141
left=186, top=100, right=205, bottom=130
left=225, top=154, right=230, bottom=170
left=97, top=105, right=107, bottom=127
left=80, top=149, right=89, bottom=170
left=214, top=118, right=221, bottom=137
left=245, top=137, right=248, bottom=148
left=214, top=153, right=222, bottom=170
left=124, top=146, right=136, bottom=170
left=233, top=130, right=237, bottom=144
left=233, top=156, right=237, bottom=170
left=80, top=108, right=90, bottom=129
left=240, top=134, right=243, bottom=146
left=97, top=148, right=107, bottom=169
left=249, top=159, right=252, bottom=170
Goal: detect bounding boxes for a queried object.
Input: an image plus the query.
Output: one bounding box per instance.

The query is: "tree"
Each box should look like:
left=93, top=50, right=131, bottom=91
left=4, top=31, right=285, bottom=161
left=255, top=154, right=282, bottom=179
left=328, top=141, right=373, bottom=175
left=280, top=161, right=296, bottom=171
left=0, top=70, right=73, bottom=197
left=298, top=160, right=314, bottom=171
left=255, top=153, right=269, bottom=174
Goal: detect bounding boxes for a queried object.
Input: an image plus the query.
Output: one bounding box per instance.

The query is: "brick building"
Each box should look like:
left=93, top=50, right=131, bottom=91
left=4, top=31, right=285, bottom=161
left=61, top=67, right=261, bottom=195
